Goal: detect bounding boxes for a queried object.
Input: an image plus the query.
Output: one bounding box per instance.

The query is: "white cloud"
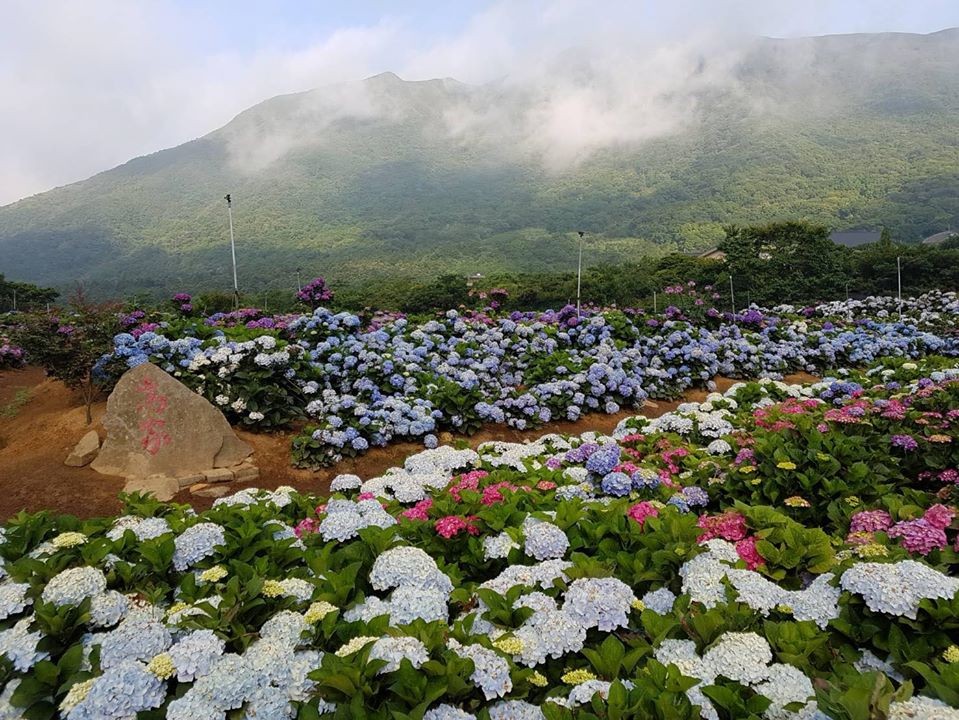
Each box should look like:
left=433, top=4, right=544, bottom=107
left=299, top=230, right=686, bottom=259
left=0, top=0, right=956, bottom=204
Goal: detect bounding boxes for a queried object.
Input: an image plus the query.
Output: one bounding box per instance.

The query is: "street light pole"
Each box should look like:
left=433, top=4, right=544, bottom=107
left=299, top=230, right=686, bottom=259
left=576, top=231, right=585, bottom=317
left=225, top=194, right=239, bottom=310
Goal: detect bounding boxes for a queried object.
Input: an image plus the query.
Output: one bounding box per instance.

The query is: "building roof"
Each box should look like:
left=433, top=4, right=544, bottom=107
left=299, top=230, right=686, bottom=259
left=829, top=231, right=881, bottom=247
left=922, top=230, right=957, bottom=245
left=697, top=247, right=726, bottom=259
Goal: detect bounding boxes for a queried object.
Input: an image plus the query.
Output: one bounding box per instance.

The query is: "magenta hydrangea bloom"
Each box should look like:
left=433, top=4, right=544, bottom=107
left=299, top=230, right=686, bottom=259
left=888, top=519, right=948, bottom=555
left=922, top=504, right=955, bottom=530
left=626, top=501, right=659, bottom=526
left=849, top=510, right=893, bottom=534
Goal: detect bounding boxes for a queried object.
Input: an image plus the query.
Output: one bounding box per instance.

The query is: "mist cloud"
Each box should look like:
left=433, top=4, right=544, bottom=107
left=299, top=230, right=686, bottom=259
left=1, top=0, right=957, bottom=204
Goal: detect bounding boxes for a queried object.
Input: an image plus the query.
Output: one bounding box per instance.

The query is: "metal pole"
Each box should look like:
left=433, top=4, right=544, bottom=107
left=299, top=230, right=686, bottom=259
left=729, top=275, right=736, bottom=315
left=846, top=282, right=849, bottom=301
left=225, top=194, right=239, bottom=310
left=576, top=231, right=584, bottom=317
left=653, top=291, right=657, bottom=314
left=296, top=268, right=302, bottom=292
left=897, top=256, right=902, bottom=321
left=11, top=289, right=16, bottom=312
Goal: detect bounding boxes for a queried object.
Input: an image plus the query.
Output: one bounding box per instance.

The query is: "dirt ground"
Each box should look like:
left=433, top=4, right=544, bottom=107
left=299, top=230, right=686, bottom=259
left=0, top=368, right=818, bottom=521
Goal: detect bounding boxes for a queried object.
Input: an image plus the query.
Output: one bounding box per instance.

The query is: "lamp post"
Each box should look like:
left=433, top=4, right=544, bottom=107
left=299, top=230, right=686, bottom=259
left=225, top=194, right=239, bottom=310
left=576, top=231, right=585, bottom=317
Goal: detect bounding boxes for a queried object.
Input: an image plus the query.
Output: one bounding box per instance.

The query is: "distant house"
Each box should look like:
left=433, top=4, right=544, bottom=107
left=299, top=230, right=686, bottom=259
left=829, top=231, right=881, bottom=248
left=922, top=230, right=958, bottom=246
left=465, top=273, right=484, bottom=287
left=697, top=247, right=726, bottom=261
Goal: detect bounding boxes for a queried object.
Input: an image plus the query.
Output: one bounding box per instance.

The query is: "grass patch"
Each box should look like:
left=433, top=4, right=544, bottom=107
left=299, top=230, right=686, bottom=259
left=0, top=388, right=31, bottom=419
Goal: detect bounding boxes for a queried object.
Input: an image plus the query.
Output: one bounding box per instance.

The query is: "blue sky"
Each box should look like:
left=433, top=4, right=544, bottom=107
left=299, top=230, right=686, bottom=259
left=2, top=0, right=958, bottom=205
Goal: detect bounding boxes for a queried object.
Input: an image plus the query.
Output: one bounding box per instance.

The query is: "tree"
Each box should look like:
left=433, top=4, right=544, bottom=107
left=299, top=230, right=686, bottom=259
left=15, top=291, right=122, bottom=424
left=719, top=222, right=849, bottom=305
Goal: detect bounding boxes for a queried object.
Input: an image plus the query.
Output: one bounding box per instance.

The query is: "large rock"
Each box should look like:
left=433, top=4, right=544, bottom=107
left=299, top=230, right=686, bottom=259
left=65, top=430, right=101, bottom=467
left=91, top=363, right=252, bottom=480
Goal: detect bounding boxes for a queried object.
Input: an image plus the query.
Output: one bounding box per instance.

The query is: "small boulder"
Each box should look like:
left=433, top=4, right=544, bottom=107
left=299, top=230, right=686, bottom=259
left=65, top=430, right=101, bottom=467
left=92, top=363, right=252, bottom=479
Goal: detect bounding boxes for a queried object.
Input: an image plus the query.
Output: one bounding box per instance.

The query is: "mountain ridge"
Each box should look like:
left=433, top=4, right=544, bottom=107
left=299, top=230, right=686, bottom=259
left=1, top=28, right=958, bottom=296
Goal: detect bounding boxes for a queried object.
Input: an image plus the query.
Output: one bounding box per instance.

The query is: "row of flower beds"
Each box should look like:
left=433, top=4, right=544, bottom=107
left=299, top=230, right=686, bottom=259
left=96, top=293, right=959, bottom=467
left=0, top=356, right=957, bottom=718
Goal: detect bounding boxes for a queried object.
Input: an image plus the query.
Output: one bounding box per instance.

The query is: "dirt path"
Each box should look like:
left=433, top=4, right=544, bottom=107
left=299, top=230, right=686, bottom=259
left=0, top=369, right=818, bottom=521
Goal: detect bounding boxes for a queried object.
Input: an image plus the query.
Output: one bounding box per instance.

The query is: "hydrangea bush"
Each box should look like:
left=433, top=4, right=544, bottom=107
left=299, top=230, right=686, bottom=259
left=96, top=292, right=959, bottom=464
left=1, top=359, right=958, bottom=718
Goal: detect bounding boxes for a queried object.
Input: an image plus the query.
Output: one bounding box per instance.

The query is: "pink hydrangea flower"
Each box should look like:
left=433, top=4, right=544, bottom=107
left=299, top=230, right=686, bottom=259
left=357, top=492, right=375, bottom=501
left=735, top=536, right=764, bottom=570
left=888, top=519, right=948, bottom=555
left=448, top=470, right=490, bottom=502
left=294, top=517, right=320, bottom=538
left=536, top=481, right=557, bottom=491
left=627, top=501, right=659, bottom=526
left=401, top=498, right=433, bottom=521
left=697, top=511, right=748, bottom=542
left=434, top=514, right=480, bottom=539
left=849, top=510, right=893, bottom=533
left=922, top=504, right=955, bottom=530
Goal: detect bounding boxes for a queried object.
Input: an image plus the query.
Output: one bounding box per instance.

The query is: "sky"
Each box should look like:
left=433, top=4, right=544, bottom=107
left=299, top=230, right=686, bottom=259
left=1, top=0, right=958, bottom=206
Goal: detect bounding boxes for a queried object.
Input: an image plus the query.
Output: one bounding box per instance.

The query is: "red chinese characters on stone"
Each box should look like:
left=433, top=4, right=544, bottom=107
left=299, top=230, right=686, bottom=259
left=135, top=378, right=172, bottom=455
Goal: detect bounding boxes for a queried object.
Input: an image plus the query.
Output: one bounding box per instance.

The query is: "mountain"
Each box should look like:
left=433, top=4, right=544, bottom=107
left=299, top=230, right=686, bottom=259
left=1, top=29, right=958, bottom=297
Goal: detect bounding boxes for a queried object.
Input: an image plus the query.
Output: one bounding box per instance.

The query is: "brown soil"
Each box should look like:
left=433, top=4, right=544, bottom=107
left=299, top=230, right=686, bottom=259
left=0, top=368, right=818, bottom=521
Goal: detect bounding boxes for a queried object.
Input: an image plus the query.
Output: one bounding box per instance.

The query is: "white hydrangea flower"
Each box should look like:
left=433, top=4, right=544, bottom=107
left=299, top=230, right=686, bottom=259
left=641, top=587, right=676, bottom=615
left=0, top=582, right=31, bottom=620
left=887, top=696, right=959, bottom=720
left=0, top=616, right=48, bottom=671
left=368, top=636, right=429, bottom=673
left=98, top=617, right=172, bottom=668
left=840, top=561, right=959, bottom=619
left=563, top=577, right=635, bottom=631
left=483, top=532, right=519, bottom=561
left=487, top=700, right=545, bottom=720
left=448, top=639, right=513, bottom=699
left=106, top=516, right=172, bottom=541
left=41, top=567, right=107, bottom=607
left=514, top=608, right=587, bottom=666
left=702, top=632, right=773, bottom=685
left=480, top=559, right=572, bottom=596
left=523, top=518, right=569, bottom=561
left=172, top=523, right=225, bottom=571
left=168, top=629, right=225, bottom=682
left=63, top=661, right=166, bottom=720
left=89, top=591, right=129, bottom=628
left=330, top=474, right=362, bottom=491
left=424, top=705, right=477, bottom=720
left=370, top=546, right=453, bottom=595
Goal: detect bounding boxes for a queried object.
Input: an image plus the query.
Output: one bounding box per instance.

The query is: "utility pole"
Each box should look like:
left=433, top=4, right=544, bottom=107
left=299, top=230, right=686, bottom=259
left=729, top=275, right=736, bottom=316
left=225, top=194, right=239, bottom=310
left=296, top=267, right=302, bottom=292
left=576, top=231, right=585, bottom=317
left=653, top=290, right=657, bottom=314
left=897, top=256, right=902, bottom=322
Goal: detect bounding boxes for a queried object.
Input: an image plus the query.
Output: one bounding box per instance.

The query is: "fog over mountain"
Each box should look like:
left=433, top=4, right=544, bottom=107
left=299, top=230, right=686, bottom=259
left=0, top=27, right=957, bottom=295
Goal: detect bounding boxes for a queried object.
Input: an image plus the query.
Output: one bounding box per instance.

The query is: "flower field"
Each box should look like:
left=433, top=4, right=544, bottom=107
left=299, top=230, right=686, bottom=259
left=97, top=291, right=959, bottom=466
left=1, top=354, right=958, bottom=719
